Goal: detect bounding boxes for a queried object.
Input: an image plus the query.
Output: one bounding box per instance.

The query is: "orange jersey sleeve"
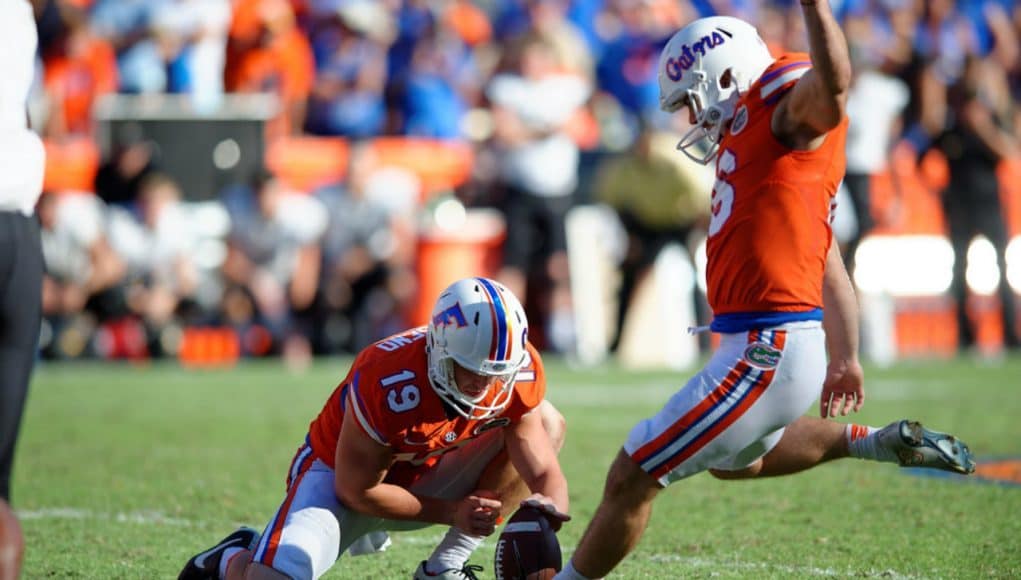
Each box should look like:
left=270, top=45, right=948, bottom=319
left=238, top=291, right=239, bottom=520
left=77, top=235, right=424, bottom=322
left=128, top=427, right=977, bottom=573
left=706, top=53, right=847, bottom=333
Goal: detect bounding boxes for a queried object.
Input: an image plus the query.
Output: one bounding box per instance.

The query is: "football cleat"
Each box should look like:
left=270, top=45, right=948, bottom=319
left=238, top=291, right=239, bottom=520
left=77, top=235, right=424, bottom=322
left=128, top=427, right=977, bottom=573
left=878, top=420, right=976, bottom=474
left=413, top=561, right=484, bottom=580
left=178, top=526, right=260, bottom=580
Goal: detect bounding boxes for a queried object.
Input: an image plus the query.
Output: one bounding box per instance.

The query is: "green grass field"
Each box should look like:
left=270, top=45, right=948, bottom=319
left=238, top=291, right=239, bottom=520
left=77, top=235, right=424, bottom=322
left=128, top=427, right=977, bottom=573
left=15, top=355, right=1021, bottom=579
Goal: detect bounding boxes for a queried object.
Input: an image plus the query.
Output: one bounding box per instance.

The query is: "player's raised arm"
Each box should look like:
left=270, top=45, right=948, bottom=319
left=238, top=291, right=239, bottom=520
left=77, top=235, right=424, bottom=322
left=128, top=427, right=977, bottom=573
left=775, top=0, right=852, bottom=141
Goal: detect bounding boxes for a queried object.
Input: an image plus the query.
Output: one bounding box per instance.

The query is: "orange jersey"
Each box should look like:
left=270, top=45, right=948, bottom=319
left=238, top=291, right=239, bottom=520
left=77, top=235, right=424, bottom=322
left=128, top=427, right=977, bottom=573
left=306, top=327, right=546, bottom=487
left=706, top=53, right=848, bottom=332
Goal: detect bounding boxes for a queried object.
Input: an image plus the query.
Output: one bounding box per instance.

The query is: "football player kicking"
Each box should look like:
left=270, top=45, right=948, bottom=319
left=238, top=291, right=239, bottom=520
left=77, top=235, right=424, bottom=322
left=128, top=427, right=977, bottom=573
left=179, top=277, right=569, bottom=580
left=554, top=3, right=975, bottom=580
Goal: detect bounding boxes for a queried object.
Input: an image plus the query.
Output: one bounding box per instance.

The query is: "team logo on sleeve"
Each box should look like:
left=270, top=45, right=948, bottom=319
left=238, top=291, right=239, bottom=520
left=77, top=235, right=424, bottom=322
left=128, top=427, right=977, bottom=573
left=743, top=342, right=782, bottom=369
left=473, top=417, right=512, bottom=436
left=730, top=105, right=748, bottom=135
left=432, top=302, right=468, bottom=328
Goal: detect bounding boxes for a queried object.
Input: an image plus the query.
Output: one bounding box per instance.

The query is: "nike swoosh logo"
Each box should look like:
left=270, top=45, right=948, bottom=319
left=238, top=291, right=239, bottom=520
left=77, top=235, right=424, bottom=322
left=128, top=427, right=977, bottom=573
left=193, top=537, right=245, bottom=569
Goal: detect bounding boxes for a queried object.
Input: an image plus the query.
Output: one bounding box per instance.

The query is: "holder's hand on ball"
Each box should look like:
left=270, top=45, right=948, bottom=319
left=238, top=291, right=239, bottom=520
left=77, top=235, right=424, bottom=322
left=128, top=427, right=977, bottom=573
left=521, top=494, right=570, bottom=531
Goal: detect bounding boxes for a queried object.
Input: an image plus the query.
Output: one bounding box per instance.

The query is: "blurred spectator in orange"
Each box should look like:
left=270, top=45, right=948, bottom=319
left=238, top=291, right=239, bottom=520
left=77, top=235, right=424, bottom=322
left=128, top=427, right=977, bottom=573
left=594, top=121, right=711, bottom=353
left=304, top=1, right=394, bottom=137
left=443, top=0, right=493, bottom=48
left=935, top=54, right=1020, bottom=352
left=486, top=32, right=591, bottom=351
left=233, top=0, right=315, bottom=137
left=42, top=6, right=117, bottom=137
left=38, top=191, right=126, bottom=358
left=220, top=170, right=327, bottom=367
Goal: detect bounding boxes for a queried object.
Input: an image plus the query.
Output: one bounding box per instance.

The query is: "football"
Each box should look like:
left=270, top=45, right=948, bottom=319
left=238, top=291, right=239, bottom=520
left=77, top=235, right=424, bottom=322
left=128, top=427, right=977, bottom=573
left=493, top=505, right=562, bottom=580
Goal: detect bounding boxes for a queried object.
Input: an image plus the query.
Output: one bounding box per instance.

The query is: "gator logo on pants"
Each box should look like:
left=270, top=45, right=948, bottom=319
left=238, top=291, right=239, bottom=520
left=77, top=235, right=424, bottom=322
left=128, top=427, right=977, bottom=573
left=743, top=342, right=782, bottom=369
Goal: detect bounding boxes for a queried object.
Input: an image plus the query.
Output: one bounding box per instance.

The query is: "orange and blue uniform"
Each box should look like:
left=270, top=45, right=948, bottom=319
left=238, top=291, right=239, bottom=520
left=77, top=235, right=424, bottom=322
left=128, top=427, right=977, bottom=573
left=623, top=53, right=845, bottom=486
left=251, top=329, right=547, bottom=574
left=307, top=327, right=545, bottom=487
left=706, top=53, right=848, bottom=332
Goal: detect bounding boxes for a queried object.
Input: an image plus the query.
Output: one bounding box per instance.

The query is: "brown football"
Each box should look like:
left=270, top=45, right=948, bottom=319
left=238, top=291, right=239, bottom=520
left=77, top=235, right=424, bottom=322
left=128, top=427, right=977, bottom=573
left=493, top=505, right=562, bottom=580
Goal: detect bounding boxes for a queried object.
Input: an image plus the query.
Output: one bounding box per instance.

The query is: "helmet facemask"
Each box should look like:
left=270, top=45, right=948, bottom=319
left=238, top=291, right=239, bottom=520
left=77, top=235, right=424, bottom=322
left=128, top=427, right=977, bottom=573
left=675, top=60, right=741, bottom=165
left=427, top=332, right=520, bottom=420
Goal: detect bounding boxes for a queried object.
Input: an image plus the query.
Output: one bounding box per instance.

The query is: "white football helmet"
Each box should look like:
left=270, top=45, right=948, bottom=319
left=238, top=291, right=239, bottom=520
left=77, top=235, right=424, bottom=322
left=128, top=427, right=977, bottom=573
left=426, top=277, right=529, bottom=420
left=658, top=16, right=774, bottom=164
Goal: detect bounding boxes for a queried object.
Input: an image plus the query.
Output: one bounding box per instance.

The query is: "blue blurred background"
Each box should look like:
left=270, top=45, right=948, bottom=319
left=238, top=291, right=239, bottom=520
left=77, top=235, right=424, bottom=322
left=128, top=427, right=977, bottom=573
left=27, top=0, right=1021, bottom=370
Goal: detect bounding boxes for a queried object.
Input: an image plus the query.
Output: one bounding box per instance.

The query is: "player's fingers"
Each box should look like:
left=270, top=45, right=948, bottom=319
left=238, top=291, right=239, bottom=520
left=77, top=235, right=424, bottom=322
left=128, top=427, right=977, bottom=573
left=828, top=392, right=838, bottom=417
left=854, top=393, right=864, bottom=412
left=547, top=508, right=571, bottom=522
left=841, top=393, right=853, bottom=416
left=819, top=392, right=830, bottom=418
left=473, top=496, right=502, bottom=510
left=536, top=502, right=570, bottom=521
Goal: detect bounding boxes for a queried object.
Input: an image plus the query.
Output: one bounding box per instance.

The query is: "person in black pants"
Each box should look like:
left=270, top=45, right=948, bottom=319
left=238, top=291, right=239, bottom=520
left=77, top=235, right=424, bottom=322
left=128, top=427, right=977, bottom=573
left=0, top=1, right=47, bottom=576
left=0, top=212, right=43, bottom=502
left=936, top=55, right=1020, bottom=352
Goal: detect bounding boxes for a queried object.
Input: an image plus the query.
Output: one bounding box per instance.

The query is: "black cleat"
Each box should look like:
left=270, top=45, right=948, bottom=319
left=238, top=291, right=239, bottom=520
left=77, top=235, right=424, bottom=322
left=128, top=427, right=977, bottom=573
left=178, top=527, right=260, bottom=580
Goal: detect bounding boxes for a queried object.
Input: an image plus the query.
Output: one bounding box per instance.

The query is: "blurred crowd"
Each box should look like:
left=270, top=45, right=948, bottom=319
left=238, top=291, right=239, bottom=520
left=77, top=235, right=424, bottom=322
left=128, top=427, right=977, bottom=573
left=26, top=0, right=1021, bottom=365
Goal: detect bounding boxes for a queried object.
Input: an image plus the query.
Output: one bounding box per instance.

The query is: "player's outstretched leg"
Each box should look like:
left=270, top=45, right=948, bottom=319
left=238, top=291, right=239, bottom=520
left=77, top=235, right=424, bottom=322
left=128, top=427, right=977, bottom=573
left=178, top=527, right=260, bottom=580
left=859, top=420, right=976, bottom=474
left=709, top=417, right=976, bottom=481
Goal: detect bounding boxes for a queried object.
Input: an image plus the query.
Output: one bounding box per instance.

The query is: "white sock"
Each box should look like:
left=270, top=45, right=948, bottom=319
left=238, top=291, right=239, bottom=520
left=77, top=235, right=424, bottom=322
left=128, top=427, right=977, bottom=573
left=554, top=559, right=592, bottom=580
left=845, top=424, right=896, bottom=462
left=425, top=527, right=483, bottom=574
left=218, top=547, right=243, bottom=579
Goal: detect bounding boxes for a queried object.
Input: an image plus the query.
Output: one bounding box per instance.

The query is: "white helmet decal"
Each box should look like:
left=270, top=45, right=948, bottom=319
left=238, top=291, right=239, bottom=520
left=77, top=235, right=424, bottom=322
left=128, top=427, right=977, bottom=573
left=658, top=16, right=774, bottom=165
left=426, top=277, right=529, bottom=420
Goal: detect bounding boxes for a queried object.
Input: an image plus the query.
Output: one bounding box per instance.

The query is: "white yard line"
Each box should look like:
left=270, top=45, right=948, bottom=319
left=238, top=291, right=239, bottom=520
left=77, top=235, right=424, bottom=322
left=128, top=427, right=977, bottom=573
left=19, top=507, right=200, bottom=527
